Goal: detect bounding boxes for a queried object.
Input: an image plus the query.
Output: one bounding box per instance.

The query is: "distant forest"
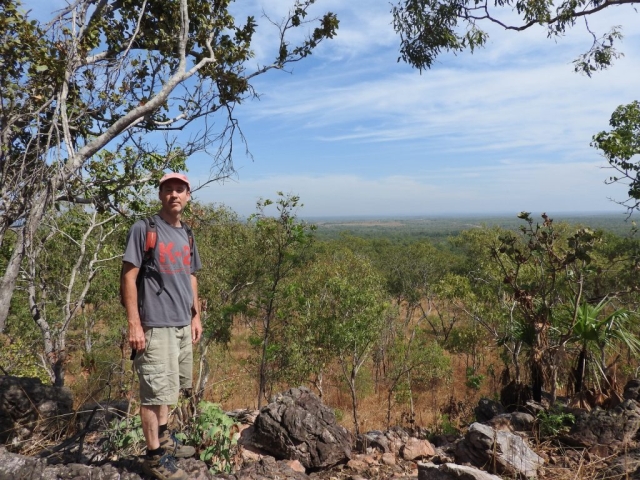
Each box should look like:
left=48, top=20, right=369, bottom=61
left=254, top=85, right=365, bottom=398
left=310, top=213, right=637, bottom=243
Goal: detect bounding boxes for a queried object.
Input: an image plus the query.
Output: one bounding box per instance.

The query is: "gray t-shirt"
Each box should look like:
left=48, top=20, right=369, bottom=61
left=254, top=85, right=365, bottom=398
left=123, top=215, right=202, bottom=327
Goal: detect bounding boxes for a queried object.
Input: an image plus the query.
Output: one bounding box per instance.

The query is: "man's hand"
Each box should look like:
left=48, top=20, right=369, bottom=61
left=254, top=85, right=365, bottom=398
left=191, top=314, right=202, bottom=344
left=129, top=322, right=146, bottom=351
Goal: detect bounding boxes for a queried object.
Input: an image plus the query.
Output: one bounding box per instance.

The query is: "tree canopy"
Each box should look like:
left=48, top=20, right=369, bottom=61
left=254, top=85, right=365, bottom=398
left=0, top=0, right=338, bottom=330
left=391, top=0, right=634, bottom=73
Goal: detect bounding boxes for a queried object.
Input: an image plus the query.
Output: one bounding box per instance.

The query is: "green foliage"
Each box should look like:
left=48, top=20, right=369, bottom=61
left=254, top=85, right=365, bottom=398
left=391, top=0, right=628, bottom=73
left=537, top=409, right=575, bottom=437
left=593, top=101, right=640, bottom=212
left=245, top=193, right=316, bottom=405
left=436, top=414, right=459, bottom=436
left=0, top=335, right=49, bottom=382
left=186, top=401, right=239, bottom=474
left=103, top=415, right=144, bottom=456
left=464, top=367, right=484, bottom=391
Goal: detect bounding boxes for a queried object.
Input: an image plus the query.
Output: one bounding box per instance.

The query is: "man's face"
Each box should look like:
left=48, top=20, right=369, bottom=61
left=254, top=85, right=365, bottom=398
left=159, top=179, right=190, bottom=215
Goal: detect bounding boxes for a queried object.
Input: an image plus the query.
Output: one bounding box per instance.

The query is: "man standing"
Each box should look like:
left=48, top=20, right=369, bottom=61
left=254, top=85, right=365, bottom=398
left=122, top=172, right=202, bottom=480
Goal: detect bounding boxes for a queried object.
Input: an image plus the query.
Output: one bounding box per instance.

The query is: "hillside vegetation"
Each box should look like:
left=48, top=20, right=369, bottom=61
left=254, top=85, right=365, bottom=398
left=3, top=196, right=640, bottom=437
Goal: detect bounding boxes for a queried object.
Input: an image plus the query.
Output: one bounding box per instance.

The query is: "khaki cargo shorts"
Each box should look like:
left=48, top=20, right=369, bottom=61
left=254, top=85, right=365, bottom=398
left=134, top=326, right=192, bottom=405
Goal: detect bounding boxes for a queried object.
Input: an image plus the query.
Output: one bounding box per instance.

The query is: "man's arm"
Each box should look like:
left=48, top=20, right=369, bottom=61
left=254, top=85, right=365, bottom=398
left=122, top=262, right=146, bottom=351
left=190, top=274, right=202, bottom=344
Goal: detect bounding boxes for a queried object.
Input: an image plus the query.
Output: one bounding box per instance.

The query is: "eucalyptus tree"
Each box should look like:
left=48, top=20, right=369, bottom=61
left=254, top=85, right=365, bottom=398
left=391, top=0, right=635, bottom=74
left=593, top=101, right=640, bottom=214
left=245, top=193, right=316, bottom=408
left=183, top=202, right=256, bottom=399
left=287, top=247, right=388, bottom=434
left=16, top=205, right=122, bottom=386
left=0, top=0, right=338, bottom=331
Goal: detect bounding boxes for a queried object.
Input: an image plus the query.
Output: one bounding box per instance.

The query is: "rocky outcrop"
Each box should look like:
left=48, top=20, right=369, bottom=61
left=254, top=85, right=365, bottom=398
left=456, top=422, right=544, bottom=478
left=597, top=448, right=640, bottom=479
left=0, top=446, right=143, bottom=480
left=244, top=387, right=352, bottom=469
left=560, top=399, right=640, bottom=448
left=0, top=376, right=73, bottom=445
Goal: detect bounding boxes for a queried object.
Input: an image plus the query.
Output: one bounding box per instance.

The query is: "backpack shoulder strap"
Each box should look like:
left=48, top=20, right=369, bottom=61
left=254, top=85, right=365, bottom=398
left=143, top=216, right=158, bottom=259
left=181, top=221, right=194, bottom=259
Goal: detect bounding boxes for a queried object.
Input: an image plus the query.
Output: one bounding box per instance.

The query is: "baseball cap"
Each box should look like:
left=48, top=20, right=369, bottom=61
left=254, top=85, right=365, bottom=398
left=159, top=172, right=190, bottom=191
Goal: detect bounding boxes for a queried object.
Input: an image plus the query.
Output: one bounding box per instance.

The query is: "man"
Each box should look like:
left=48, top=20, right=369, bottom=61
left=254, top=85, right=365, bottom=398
left=121, top=172, right=202, bottom=480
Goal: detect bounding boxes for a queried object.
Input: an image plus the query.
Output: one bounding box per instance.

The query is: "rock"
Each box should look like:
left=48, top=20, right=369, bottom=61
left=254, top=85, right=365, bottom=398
left=227, top=409, right=260, bottom=425
left=624, top=379, right=640, bottom=403
left=0, top=376, right=73, bottom=445
left=75, top=399, right=130, bottom=431
left=597, top=447, right=640, bottom=479
left=475, top=398, right=505, bottom=423
left=357, top=430, right=390, bottom=453
left=455, top=422, right=544, bottom=478
left=401, top=438, right=435, bottom=461
left=356, top=427, right=413, bottom=455
left=347, top=458, right=370, bottom=472
left=560, top=399, right=640, bottom=449
left=430, top=434, right=460, bottom=448
left=239, top=441, right=265, bottom=463
left=0, top=446, right=142, bottom=480
left=385, top=426, right=411, bottom=454
left=487, top=412, right=535, bottom=432
left=249, top=387, right=352, bottom=469
left=230, top=456, right=311, bottom=479
left=382, top=452, right=396, bottom=465
left=285, top=460, right=306, bottom=473
left=417, top=462, right=503, bottom=480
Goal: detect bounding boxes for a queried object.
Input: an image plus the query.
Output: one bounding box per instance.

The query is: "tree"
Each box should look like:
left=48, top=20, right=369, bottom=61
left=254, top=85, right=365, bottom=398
left=391, top=0, right=633, bottom=74
left=246, top=193, right=315, bottom=408
left=19, top=206, right=122, bottom=386
left=593, top=101, right=640, bottom=213
left=290, top=247, right=388, bottom=434
left=0, top=0, right=338, bottom=331
left=491, top=213, right=601, bottom=403
left=183, top=202, right=257, bottom=400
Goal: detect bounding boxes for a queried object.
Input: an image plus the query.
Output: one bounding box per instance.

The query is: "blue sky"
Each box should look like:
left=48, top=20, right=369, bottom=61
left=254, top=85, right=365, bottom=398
left=24, top=0, right=640, bottom=218
left=188, top=0, right=640, bottom=218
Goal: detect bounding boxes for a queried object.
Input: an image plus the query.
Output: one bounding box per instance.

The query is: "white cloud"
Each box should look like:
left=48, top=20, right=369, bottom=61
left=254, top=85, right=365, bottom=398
left=191, top=160, right=630, bottom=217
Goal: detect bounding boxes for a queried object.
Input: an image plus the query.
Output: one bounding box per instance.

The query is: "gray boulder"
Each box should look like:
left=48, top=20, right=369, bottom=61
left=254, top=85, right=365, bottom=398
left=487, top=412, right=535, bottom=432
left=456, top=422, right=544, bottom=478
left=560, top=399, right=640, bottom=448
left=249, top=387, right=352, bottom=469
left=475, top=398, right=504, bottom=423
left=0, top=376, right=73, bottom=445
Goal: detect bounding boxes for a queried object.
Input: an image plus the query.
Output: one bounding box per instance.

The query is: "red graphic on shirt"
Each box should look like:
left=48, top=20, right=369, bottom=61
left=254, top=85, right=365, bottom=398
left=158, top=242, right=191, bottom=274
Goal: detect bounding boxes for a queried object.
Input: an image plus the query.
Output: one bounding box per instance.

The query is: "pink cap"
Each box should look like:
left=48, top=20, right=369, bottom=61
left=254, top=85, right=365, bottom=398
left=159, top=172, right=190, bottom=190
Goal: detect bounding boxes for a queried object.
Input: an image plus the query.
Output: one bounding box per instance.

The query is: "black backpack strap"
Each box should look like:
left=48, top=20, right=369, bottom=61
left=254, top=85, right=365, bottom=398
left=181, top=221, right=194, bottom=261
left=137, top=216, right=165, bottom=311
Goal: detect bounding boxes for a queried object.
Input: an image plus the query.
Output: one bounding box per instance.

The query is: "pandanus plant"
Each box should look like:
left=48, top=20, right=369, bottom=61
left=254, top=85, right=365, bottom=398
left=570, top=298, right=640, bottom=398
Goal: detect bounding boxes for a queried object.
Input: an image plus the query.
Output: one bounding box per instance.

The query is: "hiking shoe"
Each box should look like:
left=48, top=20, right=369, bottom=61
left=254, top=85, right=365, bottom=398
left=143, top=452, right=188, bottom=480
left=159, top=429, right=196, bottom=458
